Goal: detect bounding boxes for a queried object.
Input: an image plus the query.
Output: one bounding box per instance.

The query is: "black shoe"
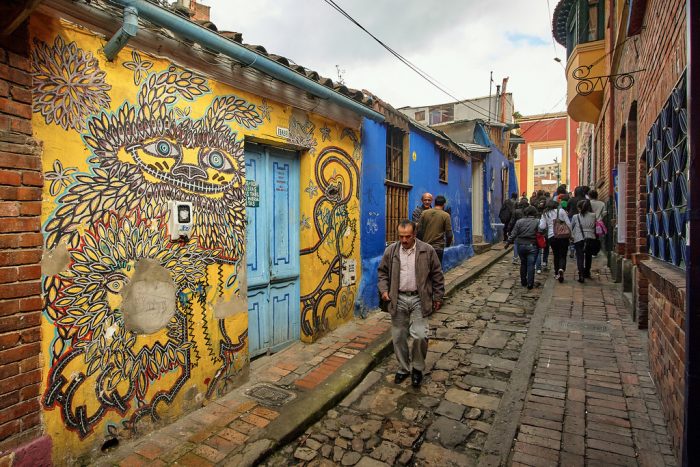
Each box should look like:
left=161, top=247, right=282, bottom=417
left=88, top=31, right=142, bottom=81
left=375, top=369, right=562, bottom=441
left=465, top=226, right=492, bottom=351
left=584, top=271, right=591, bottom=278
left=411, top=369, right=423, bottom=388
left=558, top=269, right=565, bottom=283
left=577, top=273, right=585, bottom=283
left=394, top=372, right=409, bottom=384
left=521, top=281, right=527, bottom=287
left=527, top=285, right=533, bottom=290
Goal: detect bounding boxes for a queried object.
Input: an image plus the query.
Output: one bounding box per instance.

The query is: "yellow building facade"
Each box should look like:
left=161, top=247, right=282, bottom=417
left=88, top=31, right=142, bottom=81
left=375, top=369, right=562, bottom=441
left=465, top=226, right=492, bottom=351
left=32, top=14, right=362, bottom=461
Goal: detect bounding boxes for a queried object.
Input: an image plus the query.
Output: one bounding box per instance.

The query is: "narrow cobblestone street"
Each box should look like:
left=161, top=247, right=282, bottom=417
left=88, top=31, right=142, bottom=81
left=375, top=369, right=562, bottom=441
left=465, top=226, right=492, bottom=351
left=262, top=255, right=677, bottom=467
left=263, top=257, right=542, bottom=466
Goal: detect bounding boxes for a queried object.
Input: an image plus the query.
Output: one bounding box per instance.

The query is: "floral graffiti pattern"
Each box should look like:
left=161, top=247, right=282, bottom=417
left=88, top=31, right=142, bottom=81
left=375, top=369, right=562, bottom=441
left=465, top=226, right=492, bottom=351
left=40, top=60, right=257, bottom=437
left=32, top=36, right=111, bottom=131
left=122, top=50, right=154, bottom=85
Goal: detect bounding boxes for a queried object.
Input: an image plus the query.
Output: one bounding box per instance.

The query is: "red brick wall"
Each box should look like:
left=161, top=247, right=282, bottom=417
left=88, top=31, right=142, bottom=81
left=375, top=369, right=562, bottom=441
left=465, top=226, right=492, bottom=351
left=0, top=23, right=44, bottom=452
left=641, top=260, right=685, bottom=459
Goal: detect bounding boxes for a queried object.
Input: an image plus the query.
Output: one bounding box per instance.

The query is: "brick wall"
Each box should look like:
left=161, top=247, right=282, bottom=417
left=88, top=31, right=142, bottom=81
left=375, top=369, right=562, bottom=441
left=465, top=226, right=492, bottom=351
left=0, top=23, right=45, bottom=454
left=640, top=260, right=685, bottom=459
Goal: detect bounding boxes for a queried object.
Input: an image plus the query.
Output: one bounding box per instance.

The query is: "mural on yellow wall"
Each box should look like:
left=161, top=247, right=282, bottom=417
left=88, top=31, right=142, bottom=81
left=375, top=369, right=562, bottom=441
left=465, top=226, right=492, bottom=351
left=32, top=14, right=362, bottom=456
left=34, top=23, right=251, bottom=448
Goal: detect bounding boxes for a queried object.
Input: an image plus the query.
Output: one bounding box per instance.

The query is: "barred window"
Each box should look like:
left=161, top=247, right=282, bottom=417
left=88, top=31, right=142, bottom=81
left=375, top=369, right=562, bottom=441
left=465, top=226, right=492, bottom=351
left=385, top=126, right=410, bottom=243
left=439, top=149, right=448, bottom=183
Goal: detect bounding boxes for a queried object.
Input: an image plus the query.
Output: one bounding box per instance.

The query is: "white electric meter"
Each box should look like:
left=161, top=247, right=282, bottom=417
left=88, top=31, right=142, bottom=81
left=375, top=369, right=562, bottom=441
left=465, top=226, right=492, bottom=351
left=168, top=201, right=194, bottom=240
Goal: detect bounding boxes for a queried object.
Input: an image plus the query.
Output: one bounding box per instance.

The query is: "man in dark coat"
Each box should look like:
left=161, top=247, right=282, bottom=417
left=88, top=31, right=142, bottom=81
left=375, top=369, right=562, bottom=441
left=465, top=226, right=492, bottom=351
left=378, top=220, right=444, bottom=388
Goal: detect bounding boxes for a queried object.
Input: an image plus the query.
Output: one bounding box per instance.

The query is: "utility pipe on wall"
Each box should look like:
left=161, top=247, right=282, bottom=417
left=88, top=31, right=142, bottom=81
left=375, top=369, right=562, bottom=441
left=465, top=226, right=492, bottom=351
left=103, top=6, right=138, bottom=60
left=106, top=0, right=384, bottom=122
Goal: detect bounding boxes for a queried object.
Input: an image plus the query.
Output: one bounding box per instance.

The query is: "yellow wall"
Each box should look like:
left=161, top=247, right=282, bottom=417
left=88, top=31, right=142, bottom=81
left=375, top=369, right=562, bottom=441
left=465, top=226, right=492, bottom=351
left=32, top=15, right=361, bottom=461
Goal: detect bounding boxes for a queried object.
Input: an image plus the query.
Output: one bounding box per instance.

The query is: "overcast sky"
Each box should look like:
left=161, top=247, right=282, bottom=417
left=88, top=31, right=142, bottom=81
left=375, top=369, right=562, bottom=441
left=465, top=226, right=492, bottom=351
left=208, top=0, right=567, bottom=117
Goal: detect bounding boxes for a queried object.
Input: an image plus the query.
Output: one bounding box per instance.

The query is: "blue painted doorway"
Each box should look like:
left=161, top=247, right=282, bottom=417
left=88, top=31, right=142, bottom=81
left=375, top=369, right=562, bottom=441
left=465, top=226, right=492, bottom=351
left=245, top=144, right=300, bottom=358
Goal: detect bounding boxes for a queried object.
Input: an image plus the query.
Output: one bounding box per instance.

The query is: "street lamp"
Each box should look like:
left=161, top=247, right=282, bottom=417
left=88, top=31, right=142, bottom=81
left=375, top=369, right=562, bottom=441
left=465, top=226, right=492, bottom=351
left=554, top=157, right=561, bottom=187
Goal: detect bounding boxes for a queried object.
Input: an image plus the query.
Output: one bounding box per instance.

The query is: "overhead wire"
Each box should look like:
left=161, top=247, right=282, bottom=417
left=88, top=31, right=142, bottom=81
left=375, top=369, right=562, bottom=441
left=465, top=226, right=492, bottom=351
left=321, top=0, right=501, bottom=122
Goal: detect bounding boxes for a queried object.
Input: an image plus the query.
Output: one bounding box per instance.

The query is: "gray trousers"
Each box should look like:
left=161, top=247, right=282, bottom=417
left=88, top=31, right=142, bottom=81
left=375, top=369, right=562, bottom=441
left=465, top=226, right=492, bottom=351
left=391, top=294, right=429, bottom=374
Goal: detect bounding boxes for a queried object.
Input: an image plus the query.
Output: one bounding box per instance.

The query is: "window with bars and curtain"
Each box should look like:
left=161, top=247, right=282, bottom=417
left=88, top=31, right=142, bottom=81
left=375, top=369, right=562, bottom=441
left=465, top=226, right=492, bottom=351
left=385, top=126, right=410, bottom=244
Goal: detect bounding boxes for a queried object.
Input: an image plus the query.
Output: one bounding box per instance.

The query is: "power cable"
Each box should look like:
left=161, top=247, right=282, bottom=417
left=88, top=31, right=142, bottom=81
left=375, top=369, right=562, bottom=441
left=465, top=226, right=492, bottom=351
left=321, top=0, right=500, bottom=122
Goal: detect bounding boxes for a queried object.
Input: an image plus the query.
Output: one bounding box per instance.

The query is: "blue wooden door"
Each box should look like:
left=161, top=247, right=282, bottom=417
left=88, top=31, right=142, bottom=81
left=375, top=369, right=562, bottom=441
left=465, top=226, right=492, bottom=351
left=246, top=145, right=300, bottom=357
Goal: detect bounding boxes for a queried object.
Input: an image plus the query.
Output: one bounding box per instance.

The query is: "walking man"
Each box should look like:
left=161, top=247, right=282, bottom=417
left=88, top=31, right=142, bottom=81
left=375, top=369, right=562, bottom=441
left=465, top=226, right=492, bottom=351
left=411, top=192, right=433, bottom=222
left=378, top=220, right=444, bottom=388
left=417, top=195, right=453, bottom=265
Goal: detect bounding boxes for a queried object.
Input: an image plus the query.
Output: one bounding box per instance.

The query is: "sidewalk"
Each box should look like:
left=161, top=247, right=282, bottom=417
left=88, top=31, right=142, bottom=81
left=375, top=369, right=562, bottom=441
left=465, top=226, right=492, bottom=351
left=97, top=244, right=511, bottom=467
left=479, top=256, right=678, bottom=466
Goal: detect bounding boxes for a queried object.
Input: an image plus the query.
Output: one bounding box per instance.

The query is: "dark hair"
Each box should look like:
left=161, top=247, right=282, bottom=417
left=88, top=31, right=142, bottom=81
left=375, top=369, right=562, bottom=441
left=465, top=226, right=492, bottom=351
left=544, top=192, right=551, bottom=197
left=556, top=184, right=567, bottom=195
left=435, top=195, right=447, bottom=206
left=398, top=219, right=416, bottom=232
left=517, top=199, right=529, bottom=209
left=578, top=200, right=592, bottom=214
left=511, top=192, right=518, bottom=199
left=544, top=199, right=559, bottom=212
left=588, top=190, right=598, bottom=199
left=524, top=206, right=538, bottom=217
left=582, top=186, right=591, bottom=196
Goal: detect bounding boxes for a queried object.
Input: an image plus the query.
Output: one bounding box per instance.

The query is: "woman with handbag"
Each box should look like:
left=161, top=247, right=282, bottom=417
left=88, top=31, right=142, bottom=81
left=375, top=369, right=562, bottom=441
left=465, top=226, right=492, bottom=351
left=539, top=200, right=572, bottom=283
left=507, top=206, right=541, bottom=289
left=571, top=200, right=597, bottom=283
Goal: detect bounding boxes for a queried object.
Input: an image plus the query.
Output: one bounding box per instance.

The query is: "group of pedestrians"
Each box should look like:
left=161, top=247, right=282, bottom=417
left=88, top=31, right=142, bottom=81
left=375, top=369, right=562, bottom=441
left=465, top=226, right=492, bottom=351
left=502, top=185, right=607, bottom=289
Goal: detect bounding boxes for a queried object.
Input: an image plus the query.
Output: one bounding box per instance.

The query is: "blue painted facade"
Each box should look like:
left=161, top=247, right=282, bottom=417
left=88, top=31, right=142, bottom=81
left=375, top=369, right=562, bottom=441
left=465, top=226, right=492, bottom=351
left=473, top=122, right=519, bottom=243
left=356, top=119, right=477, bottom=314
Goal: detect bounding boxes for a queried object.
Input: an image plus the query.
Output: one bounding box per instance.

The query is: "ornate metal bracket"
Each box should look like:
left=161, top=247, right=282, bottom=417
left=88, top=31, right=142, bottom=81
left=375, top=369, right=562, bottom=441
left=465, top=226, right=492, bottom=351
left=572, top=66, right=645, bottom=96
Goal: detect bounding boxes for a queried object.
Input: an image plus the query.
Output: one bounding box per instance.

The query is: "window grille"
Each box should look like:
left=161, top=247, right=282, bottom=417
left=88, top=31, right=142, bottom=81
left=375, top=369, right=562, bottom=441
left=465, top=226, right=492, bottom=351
left=385, top=126, right=409, bottom=243
left=439, top=149, right=448, bottom=182
left=646, top=72, right=688, bottom=268
left=385, top=182, right=410, bottom=243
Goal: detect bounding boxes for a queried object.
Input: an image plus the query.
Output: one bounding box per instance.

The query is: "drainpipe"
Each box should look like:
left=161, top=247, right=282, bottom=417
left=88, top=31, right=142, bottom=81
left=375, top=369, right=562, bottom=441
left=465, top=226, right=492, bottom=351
left=103, top=6, right=138, bottom=61
left=683, top=0, right=699, bottom=464
left=106, top=0, right=384, bottom=122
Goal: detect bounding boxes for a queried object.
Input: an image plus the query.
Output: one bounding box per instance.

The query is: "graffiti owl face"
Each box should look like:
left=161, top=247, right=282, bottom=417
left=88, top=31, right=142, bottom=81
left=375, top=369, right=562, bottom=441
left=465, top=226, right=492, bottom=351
left=126, top=138, right=241, bottom=195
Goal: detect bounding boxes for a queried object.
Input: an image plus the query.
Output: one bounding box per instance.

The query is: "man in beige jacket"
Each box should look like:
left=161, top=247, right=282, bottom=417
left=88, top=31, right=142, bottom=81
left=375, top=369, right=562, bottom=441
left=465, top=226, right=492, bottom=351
left=378, top=219, right=444, bottom=388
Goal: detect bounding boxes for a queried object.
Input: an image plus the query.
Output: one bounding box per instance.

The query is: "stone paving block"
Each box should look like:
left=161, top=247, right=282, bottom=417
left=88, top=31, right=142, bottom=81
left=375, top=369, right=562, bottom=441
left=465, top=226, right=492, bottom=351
left=462, top=375, right=507, bottom=392
left=513, top=440, right=560, bottom=461
left=475, top=329, right=510, bottom=349
left=444, top=388, right=500, bottom=410
left=428, top=340, right=454, bottom=354
left=435, top=399, right=466, bottom=420
left=469, top=353, right=516, bottom=371
left=586, top=448, right=638, bottom=466
left=426, top=416, right=473, bottom=449
left=415, top=442, right=475, bottom=466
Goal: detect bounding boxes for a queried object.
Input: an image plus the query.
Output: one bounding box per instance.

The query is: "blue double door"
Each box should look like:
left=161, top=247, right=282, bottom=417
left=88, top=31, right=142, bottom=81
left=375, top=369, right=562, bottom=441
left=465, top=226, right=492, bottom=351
left=245, top=145, right=300, bottom=358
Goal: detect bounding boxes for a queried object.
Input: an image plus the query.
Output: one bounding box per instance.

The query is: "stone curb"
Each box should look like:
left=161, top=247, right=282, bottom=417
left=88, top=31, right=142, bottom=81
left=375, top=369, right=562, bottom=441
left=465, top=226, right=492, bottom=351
left=223, top=330, right=393, bottom=466
left=224, top=245, right=513, bottom=466
left=477, top=270, right=556, bottom=467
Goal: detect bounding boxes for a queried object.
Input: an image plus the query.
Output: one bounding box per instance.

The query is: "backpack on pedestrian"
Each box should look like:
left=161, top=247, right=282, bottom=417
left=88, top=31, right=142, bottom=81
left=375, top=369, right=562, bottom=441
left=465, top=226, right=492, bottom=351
left=499, top=200, right=513, bottom=225
left=553, top=208, right=571, bottom=239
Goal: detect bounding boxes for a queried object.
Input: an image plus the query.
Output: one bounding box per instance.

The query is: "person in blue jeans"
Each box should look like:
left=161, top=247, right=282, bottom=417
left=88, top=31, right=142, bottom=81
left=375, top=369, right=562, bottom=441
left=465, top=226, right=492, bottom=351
left=507, top=206, right=540, bottom=289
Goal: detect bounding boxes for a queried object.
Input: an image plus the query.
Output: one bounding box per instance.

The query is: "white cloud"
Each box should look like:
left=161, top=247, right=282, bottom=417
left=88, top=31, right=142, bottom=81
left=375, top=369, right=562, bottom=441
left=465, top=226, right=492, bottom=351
left=207, top=0, right=567, bottom=116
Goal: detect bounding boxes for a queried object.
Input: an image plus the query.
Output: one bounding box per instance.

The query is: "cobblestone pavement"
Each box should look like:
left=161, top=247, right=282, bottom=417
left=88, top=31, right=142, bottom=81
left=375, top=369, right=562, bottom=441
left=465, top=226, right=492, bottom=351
left=262, top=256, right=678, bottom=467
left=262, top=257, right=543, bottom=467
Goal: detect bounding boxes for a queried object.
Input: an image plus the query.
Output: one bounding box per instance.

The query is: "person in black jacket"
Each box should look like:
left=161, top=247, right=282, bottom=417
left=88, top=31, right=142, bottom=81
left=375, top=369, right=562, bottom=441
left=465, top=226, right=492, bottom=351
left=508, top=199, right=529, bottom=264
left=507, top=206, right=540, bottom=289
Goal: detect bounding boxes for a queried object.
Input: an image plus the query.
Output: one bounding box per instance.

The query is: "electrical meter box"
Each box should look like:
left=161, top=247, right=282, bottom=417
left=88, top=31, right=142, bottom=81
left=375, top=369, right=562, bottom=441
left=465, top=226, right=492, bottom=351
left=168, top=201, right=194, bottom=240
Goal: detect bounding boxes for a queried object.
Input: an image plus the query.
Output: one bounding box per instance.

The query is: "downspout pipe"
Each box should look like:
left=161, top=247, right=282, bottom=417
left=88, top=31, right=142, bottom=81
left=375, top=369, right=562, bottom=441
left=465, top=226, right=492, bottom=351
left=103, top=6, right=138, bottom=61
left=106, top=0, right=385, bottom=122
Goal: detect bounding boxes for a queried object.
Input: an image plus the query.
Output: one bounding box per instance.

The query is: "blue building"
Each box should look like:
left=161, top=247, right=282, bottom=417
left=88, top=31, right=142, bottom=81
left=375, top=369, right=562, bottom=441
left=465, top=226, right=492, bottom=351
left=357, top=99, right=517, bottom=313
